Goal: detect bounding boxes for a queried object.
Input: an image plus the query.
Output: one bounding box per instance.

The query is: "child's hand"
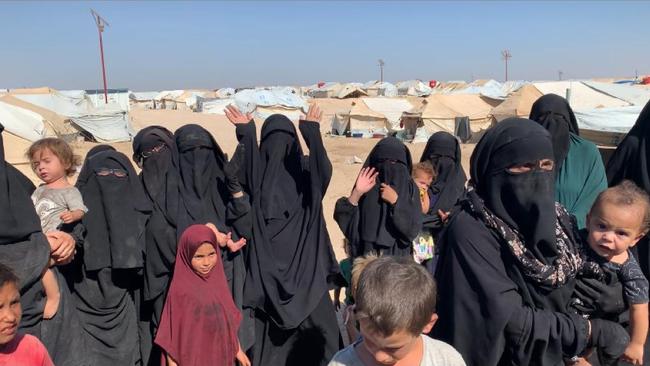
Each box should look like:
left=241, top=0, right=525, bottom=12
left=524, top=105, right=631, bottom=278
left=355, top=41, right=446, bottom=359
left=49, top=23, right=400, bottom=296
left=226, top=237, right=247, bottom=253
left=205, top=223, right=229, bottom=247
left=438, top=209, right=451, bottom=223
left=60, top=210, right=83, bottom=224
left=350, top=167, right=378, bottom=205
left=236, top=345, right=251, bottom=366
left=225, top=105, right=253, bottom=125
left=622, top=343, right=644, bottom=365
left=380, top=183, right=398, bottom=205
left=302, top=104, right=323, bottom=123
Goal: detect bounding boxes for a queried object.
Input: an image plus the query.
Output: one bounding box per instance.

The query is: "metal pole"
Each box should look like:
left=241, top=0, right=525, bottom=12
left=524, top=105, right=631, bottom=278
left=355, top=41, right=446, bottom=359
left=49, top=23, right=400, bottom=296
left=98, top=28, right=108, bottom=104
left=505, top=58, right=508, bottom=82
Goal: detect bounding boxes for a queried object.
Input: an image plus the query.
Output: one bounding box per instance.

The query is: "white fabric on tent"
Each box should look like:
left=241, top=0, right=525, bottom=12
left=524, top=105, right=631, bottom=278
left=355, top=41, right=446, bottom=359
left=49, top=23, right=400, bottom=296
left=129, top=91, right=159, bottom=101
left=575, top=105, right=644, bottom=133
left=15, top=92, right=95, bottom=117
left=582, top=81, right=650, bottom=106
left=70, top=112, right=135, bottom=142
left=0, top=100, right=46, bottom=141
left=533, top=81, right=631, bottom=110
left=362, top=98, right=413, bottom=130
left=202, top=98, right=235, bottom=115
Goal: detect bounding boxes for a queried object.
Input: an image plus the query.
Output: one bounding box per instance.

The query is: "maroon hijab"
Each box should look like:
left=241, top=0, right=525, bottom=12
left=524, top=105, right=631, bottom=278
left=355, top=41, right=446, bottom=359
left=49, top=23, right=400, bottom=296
left=155, top=225, right=241, bottom=366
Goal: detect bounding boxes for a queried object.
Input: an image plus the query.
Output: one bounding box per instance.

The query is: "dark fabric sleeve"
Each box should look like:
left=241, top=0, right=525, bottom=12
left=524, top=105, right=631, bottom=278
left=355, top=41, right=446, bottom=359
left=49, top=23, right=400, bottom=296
left=433, top=212, right=589, bottom=366
left=606, top=135, right=638, bottom=186
left=227, top=193, right=253, bottom=240
left=299, top=120, right=332, bottom=196
left=334, top=197, right=362, bottom=257
left=235, top=121, right=259, bottom=196
left=387, top=185, right=422, bottom=243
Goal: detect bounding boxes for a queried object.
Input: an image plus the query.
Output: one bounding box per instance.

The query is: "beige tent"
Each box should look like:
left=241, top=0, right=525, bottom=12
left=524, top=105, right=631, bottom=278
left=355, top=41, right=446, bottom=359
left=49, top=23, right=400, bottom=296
left=490, top=84, right=543, bottom=122
left=332, top=100, right=389, bottom=136
left=403, top=94, right=499, bottom=136
left=336, top=84, right=367, bottom=99
left=0, top=95, right=73, bottom=138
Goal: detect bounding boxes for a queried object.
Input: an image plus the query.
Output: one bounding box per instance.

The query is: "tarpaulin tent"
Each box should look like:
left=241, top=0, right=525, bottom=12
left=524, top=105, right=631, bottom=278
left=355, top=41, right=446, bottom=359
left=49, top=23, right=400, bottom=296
left=331, top=100, right=389, bottom=137
left=533, top=81, right=631, bottom=110
left=489, top=84, right=543, bottom=122
left=396, top=80, right=432, bottom=97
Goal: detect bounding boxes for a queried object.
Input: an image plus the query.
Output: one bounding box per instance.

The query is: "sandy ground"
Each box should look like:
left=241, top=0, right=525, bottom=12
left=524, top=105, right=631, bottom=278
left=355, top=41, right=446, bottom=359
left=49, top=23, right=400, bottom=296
left=8, top=98, right=475, bottom=261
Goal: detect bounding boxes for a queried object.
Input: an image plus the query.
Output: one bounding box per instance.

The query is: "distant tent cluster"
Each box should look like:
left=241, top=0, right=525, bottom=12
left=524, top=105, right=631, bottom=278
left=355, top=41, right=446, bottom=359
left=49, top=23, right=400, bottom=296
left=0, top=87, right=133, bottom=145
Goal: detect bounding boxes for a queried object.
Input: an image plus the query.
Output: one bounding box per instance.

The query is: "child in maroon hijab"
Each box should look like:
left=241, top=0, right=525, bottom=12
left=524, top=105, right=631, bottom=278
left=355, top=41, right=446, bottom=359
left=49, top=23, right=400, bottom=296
left=155, top=225, right=250, bottom=366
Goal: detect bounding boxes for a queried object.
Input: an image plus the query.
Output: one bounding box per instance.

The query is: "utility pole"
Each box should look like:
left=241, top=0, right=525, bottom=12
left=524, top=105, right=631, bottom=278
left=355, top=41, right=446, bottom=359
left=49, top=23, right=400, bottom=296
left=91, top=9, right=110, bottom=104
left=501, top=50, right=511, bottom=82
left=558, top=70, right=563, bottom=81
left=378, top=59, right=385, bottom=83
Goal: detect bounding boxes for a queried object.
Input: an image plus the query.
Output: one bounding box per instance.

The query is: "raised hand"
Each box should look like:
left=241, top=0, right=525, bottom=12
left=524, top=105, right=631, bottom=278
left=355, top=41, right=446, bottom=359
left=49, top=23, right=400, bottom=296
left=205, top=223, right=228, bottom=247
left=380, top=183, right=398, bottom=205
left=349, top=167, right=378, bottom=205
left=225, top=105, right=253, bottom=125
left=226, top=236, right=247, bottom=253
left=303, top=103, right=323, bottom=123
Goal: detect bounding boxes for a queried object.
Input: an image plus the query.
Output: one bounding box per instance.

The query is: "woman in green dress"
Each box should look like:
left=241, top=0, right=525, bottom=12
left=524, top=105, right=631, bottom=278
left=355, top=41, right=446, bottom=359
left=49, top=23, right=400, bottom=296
left=529, top=94, right=607, bottom=228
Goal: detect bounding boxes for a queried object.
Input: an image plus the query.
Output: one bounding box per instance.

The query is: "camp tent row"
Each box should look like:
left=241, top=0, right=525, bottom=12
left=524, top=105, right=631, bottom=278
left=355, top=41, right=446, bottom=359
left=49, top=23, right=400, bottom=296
left=0, top=87, right=134, bottom=145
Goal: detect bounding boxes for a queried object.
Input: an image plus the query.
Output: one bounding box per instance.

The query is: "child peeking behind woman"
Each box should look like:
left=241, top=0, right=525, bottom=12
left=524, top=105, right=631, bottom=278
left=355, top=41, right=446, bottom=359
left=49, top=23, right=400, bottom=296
left=411, top=162, right=438, bottom=265
left=155, top=224, right=250, bottom=366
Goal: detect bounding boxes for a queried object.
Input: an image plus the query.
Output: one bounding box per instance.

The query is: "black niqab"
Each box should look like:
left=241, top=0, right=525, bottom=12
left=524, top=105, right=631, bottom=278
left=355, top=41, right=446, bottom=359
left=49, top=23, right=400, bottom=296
left=358, top=136, right=420, bottom=250
left=420, top=132, right=467, bottom=215
left=471, top=118, right=557, bottom=261
left=77, top=150, right=150, bottom=271
left=175, top=124, right=229, bottom=232
left=529, top=94, right=580, bottom=171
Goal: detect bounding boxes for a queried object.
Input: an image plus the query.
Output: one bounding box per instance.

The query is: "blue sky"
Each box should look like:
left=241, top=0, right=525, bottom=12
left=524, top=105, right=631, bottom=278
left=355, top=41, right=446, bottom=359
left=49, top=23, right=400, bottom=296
left=1, top=1, right=648, bottom=90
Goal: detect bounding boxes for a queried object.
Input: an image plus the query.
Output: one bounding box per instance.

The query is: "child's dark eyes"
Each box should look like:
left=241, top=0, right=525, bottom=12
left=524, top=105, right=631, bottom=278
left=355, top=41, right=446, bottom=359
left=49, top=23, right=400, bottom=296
left=616, top=231, right=629, bottom=237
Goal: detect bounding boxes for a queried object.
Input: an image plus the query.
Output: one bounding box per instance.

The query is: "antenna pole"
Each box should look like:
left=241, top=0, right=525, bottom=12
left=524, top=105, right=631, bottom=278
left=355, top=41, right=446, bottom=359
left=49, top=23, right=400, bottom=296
left=91, top=9, right=110, bottom=104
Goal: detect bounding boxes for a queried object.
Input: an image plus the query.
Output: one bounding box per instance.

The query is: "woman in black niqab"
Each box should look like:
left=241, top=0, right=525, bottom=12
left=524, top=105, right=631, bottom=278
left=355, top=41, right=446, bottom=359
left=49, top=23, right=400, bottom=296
left=419, top=132, right=467, bottom=235
left=228, top=110, right=342, bottom=366
left=334, top=136, right=421, bottom=257
left=433, top=118, right=626, bottom=366
left=132, top=126, right=181, bottom=329
left=73, top=149, right=151, bottom=366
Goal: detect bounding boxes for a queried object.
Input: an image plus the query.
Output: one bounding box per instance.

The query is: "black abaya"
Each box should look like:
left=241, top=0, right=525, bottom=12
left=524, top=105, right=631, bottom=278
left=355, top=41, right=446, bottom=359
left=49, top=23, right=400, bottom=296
left=334, top=136, right=421, bottom=257
left=419, top=132, right=467, bottom=235
left=73, top=150, right=150, bottom=366
left=132, top=126, right=181, bottom=329
left=233, top=116, right=342, bottom=365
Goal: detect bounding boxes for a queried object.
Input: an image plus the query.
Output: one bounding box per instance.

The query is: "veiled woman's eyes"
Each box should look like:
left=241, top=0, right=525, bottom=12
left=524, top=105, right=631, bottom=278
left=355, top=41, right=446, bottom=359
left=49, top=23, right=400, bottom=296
left=507, top=159, right=555, bottom=174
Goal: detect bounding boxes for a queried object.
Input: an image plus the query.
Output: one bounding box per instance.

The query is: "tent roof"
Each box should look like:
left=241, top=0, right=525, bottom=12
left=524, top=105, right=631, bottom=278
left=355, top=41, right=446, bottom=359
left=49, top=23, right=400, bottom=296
left=348, top=100, right=386, bottom=119
left=490, top=84, right=543, bottom=121
left=418, top=94, right=498, bottom=120
left=533, top=81, right=631, bottom=110
left=0, top=95, right=71, bottom=137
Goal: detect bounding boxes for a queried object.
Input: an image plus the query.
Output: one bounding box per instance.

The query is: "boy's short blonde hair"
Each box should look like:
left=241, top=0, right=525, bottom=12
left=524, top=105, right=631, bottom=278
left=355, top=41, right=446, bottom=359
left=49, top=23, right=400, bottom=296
left=27, top=138, right=79, bottom=177
left=592, top=180, right=650, bottom=233
left=350, top=253, right=379, bottom=299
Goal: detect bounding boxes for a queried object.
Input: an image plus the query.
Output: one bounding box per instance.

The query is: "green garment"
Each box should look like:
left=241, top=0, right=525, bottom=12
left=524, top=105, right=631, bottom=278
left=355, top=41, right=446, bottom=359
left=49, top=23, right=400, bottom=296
left=339, top=257, right=353, bottom=305
left=556, top=134, right=608, bottom=229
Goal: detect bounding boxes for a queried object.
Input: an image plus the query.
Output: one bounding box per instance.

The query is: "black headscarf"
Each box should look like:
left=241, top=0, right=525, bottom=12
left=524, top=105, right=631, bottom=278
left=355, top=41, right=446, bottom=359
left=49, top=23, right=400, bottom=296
left=529, top=94, right=580, bottom=171
left=0, top=124, right=43, bottom=245
left=241, top=114, right=341, bottom=329
left=606, top=99, right=650, bottom=277
left=357, top=136, right=421, bottom=254
left=132, top=126, right=180, bottom=227
left=175, top=124, right=229, bottom=233
left=470, top=118, right=557, bottom=261
left=132, top=126, right=181, bottom=325
left=75, top=145, right=116, bottom=191
left=77, top=150, right=150, bottom=271
left=420, top=132, right=467, bottom=215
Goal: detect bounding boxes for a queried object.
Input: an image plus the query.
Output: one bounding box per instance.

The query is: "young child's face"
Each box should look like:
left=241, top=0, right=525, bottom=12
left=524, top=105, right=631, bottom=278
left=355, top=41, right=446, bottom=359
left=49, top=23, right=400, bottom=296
left=412, top=170, right=433, bottom=191
left=587, top=201, right=647, bottom=261
left=191, top=243, right=218, bottom=277
left=30, top=148, right=68, bottom=184
left=358, top=319, right=420, bottom=365
left=0, top=282, right=21, bottom=346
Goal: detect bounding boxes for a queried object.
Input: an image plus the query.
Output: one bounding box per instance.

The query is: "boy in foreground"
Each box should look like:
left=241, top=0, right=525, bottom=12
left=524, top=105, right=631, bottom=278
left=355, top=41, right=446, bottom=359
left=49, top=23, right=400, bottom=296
left=328, top=256, right=465, bottom=366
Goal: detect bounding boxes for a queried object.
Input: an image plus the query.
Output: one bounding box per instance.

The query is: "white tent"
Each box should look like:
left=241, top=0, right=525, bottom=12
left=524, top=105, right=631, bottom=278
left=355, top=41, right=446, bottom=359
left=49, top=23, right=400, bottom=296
left=533, top=81, right=631, bottom=110
left=396, top=80, right=432, bottom=97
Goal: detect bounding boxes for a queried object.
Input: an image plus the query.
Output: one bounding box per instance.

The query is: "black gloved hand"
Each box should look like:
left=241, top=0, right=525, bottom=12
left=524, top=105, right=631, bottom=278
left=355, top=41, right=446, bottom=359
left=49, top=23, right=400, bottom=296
left=224, top=143, right=245, bottom=194
left=573, top=274, right=625, bottom=316
left=587, top=319, right=629, bottom=365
